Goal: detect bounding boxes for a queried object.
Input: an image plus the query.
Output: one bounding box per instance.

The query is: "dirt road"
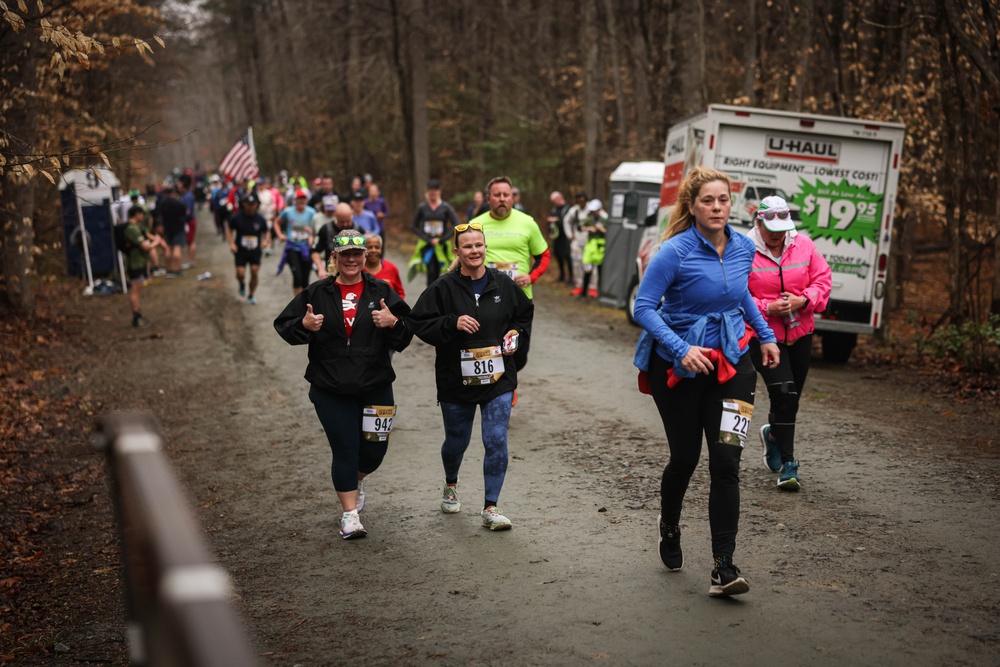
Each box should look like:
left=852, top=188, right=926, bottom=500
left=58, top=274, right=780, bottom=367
left=78, top=217, right=999, bottom=665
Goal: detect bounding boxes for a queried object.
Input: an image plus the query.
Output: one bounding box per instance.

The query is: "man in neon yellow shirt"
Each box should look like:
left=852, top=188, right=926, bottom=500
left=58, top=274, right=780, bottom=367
left=472, top=175, right=550, bottom=373
left=472, top=176, right=550, bottom=300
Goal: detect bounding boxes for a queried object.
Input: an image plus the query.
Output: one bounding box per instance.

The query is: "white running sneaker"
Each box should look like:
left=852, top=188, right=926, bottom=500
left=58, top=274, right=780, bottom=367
left=356, top=480, right=366, bottom=512
left=340, top=511, right=366, bottom=540
left=481, top=505, right=512, bottom=531
left=441, top=483, right=461, bottom=513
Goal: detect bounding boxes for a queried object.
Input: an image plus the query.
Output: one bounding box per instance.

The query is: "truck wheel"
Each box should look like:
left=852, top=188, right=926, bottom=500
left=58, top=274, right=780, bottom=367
left=626, top=277, right=640, bottom=326
left=821, top=332, right=857, bottom=364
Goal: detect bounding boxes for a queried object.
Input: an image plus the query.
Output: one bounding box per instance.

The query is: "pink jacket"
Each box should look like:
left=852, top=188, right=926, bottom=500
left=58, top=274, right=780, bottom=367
left=747, top=228, right=832, bottom=344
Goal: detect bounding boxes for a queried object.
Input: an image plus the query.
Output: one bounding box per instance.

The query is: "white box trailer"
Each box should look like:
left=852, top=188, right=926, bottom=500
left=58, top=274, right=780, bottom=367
left=618, top=104, right=905, bottom=362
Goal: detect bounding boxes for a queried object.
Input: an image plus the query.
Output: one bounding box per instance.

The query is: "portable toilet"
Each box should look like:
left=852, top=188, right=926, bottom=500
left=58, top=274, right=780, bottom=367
left=59, top=167, right=121, bottom=279
left=598, top=161, right=664, bottom=309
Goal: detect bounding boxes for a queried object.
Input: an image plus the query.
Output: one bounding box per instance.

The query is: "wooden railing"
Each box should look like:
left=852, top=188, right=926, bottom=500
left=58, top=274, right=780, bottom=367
left=95, top=412, right=258, bottom=667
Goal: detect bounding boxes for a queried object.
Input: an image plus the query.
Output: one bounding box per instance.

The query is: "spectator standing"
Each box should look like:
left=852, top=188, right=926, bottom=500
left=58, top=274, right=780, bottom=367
left=580, top=199, right=608, bottom=298
left=547, top=191, right=572, bottom=284
left=178, top=173, right=198, bottom=270
left=563, top=191, right=590, bottom=296
left=123, top=205, right=164, bottom=327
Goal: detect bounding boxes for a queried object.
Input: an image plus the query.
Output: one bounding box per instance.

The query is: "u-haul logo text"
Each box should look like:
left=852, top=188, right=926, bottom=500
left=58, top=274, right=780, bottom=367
left=766, top=135, right=841, bottom=164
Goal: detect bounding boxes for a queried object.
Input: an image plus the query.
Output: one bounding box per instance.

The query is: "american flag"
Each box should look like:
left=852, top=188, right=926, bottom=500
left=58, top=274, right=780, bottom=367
left=218, top=128, right=259, bottom=180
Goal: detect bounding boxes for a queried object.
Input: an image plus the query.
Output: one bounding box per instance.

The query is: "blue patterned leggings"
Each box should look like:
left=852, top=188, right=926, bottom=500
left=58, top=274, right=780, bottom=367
left=439, top=392, right=513, bottom=507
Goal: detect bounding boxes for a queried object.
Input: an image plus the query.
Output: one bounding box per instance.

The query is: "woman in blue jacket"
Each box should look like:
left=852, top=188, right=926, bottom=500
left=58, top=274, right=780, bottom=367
left=633, top=167, right=780, bottom=597
left=408, top=223, right=533, bottom=531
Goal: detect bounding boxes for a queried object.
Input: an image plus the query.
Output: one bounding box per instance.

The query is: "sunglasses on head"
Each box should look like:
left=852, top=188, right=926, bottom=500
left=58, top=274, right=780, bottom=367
left=758, top=210, right=790, bottom=221
left=335, top=235, right=366, bottom=248
left=454, top=222, right=484, bottom=233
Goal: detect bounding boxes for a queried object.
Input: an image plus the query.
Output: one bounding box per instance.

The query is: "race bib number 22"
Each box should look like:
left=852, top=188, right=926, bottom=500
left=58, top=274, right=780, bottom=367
left=718, top=399, right=753, bottom=447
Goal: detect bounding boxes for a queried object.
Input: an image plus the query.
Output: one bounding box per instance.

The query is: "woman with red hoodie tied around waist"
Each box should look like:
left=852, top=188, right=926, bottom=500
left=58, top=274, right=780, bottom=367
left=633, top=167, right=780, bottom=598
left=746, top=196, right=832, bottom=492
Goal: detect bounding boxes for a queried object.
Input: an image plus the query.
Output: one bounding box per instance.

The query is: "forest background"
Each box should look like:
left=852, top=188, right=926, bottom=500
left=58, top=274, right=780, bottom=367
left=1, top=0, right=998, bottom=373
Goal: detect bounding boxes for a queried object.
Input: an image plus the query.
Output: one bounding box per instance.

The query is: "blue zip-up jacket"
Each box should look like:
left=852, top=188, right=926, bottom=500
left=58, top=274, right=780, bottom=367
left=633, top=224, right=775, bottom=378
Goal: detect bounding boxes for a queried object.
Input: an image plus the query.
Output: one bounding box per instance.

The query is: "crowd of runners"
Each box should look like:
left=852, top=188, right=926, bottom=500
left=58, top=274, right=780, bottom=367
left=116, top=164, right=832, bottom=599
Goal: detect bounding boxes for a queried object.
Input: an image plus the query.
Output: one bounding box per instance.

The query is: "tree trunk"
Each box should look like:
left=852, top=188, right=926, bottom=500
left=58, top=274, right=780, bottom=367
left=409, top=0, right=429, bottom=199
left=602, top=0, right=627, bottom=148
left=0, top=179, right=36, bottom=317
left=583, top=0, right=601, bottom=196
left=389, top=0, right=415, bottom=202
left=0, top=23, right=38, bottom=317
left=743, top=0, right=757, bottom=103
left=696, top=0, right=708, bottom=106
left=626, top=1, right=653, bottom=155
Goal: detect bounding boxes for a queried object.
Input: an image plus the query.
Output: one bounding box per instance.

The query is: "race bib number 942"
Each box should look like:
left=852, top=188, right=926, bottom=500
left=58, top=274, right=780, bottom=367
left=460, top=346, right=505, bottom=386
left=719, top=399, right=753, bottom=447
left=362, top=405, right=396, bottom=442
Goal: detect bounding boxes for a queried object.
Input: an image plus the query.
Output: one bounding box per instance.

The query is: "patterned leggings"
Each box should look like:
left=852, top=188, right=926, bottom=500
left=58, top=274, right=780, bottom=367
left=439, top=392, right=513, bottom=507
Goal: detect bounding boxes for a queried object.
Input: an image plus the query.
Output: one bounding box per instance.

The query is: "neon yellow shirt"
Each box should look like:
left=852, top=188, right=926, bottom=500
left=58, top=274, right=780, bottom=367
left=473, top=208, right=548, bottom=299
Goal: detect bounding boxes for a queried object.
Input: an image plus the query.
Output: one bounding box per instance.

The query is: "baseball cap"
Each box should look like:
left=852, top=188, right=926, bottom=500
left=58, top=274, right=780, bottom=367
left=426, top=179, right=441, bottom=190
left=586, top=198, right=602, bottom=212
left=350, top=190, right=366, bottom=201
left=333, top=229, right=366, bottom=253
left=241, top=192, right=259, bottom=205
left=756, top=196, right=795, bottom=232
left=295, top=189, right=308, bottom=199
left=322, top=194, right=338, bottom=211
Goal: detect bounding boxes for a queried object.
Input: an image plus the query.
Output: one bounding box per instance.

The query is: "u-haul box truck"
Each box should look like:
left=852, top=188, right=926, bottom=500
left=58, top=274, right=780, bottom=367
left=629, top=104, right=905, bottom=362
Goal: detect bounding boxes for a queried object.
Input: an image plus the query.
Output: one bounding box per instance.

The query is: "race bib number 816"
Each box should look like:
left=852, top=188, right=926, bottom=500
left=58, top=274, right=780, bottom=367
left=719, top=399, right=753, bottom=447
left=362, top=405, right=396, bottom=442
left=460, top=346, right=505, bottom=385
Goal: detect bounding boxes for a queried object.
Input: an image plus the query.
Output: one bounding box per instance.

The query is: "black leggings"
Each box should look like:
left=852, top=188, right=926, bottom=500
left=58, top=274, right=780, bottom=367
left=286, top=248, right=312, bottom=289
left=649, top=350, right=757, bottom=559
left=309, top=383, right=393, bottom=492
left=749, top=333, right=813, bottom=463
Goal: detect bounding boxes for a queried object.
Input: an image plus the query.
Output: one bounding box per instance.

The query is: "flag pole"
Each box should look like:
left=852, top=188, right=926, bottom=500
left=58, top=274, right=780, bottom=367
left=247, top=126, right=256, bottom=165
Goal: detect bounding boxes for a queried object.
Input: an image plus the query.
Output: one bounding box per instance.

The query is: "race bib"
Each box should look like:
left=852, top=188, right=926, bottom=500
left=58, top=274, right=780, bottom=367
left=290, top=229, right=310, bottom=242
left=240, top=235, right=259, bottom=250
left=488, top=262, right=518, bottom=280
left=362, top=405, right=396, bottom=442
left=718, top=399, right=753, bottom=447
left=423, top=220, right=444, bottom=237
left=460, top=346, right=505, bottom=385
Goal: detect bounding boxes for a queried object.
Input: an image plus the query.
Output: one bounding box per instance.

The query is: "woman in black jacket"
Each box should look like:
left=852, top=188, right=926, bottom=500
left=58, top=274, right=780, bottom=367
left=408, top=223, right=534, bottom=531
left=274, top=229, right=412, bottom=540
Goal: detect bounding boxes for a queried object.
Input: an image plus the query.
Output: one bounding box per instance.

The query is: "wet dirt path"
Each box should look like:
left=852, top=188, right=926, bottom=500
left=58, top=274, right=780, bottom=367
left=99, top=216, right=1000, bottom=666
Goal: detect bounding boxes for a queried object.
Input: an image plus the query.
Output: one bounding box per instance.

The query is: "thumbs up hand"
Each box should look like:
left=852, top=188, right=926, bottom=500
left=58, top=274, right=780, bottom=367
left=372, top=298, right=399, bottom=329
left=303, top=303, right=324, bottom=332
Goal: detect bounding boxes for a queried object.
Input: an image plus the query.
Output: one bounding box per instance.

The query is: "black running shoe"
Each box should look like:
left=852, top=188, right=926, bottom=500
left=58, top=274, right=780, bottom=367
left=709, top=564, right=749, bottom=597
left=657, top=513, right=683, bottom=571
